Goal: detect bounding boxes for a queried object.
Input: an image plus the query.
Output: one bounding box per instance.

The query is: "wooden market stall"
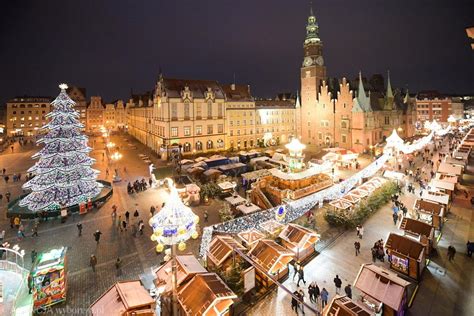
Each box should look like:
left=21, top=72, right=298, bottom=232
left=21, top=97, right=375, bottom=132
left=207, top=235, right=246, bottom=270
left=259, top=220, right=286, bottom=236
left=154, top=255, right=207, bottom=294
left=329, top=199, right=353, bottom=212
left=323, top=295, right=374, bottom=316
left=428, top=179, right=455, bottom=198
left=385, top=233, right=426, bottom=281
left=413, top=199, right=445, bottom=230
left=341, top=192, right=361, bottom=205
left=421, top=190, right=451, bottom=212
left=248, top=239, right=294, bottom=287
left=90, top=280, right=155, bottom=316
left=177, top=273, right=237, bottom=316
left=279, top=223, right=319, bottom=263
left=237, top=229, right=265, bottom=248
left=434, top=173, right=458, bottom=185
left=354, top=264, right=411, bottom=316
left=437, top=162, right=463, bottom=177
left=399, top=217, right=436, bottom=255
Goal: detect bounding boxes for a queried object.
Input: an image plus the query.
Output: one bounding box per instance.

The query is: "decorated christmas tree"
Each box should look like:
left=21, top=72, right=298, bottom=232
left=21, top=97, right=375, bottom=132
left=20, top=84, right=101, bottom=212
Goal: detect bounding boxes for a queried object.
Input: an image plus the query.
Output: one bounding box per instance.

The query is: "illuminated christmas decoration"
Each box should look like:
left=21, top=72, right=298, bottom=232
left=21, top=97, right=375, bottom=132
left=285, top=138, right=306, bottom=172
left=20, top=84, right=100, bottom=212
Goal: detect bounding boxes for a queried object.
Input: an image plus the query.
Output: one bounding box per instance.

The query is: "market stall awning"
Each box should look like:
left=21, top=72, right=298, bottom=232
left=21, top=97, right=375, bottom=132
left=177, top=273, right=237, bottom=316
left=385, top=233, right=425, bottom=260
left=341, top=193, right=361, bottom=204
left=399, top=217, right=433, bottom=238
left=241, top=169, right=271, bottom=181
left=203, top=168, right=223, bottom=177
left=217, top=181, right=237, bottom=191
left=218, top=162, right=246, bottom=172
left=434, top=173, right=458, bottom=184
left=354, top=264, right=410, bottom=312
left=349, top=188, right=369, bottom=199
left=383, top=170, right=405, bottom=181
left=90, top=281, right=155, bottom=316
left=414, top=199, right=443, bottom=216
left=179, top=159, right=194, bottom=165
left=421, top=190, right=450, bottom=206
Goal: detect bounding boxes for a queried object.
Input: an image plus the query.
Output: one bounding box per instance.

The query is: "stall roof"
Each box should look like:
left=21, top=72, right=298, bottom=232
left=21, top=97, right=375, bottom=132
left=154, top=255, right=207, bottom=293
left=248, top=239, right=294, bottom=275
left=444, top=156, right=467, bottom=168
left=90, top=281, right=154, bottom=316
left=435, top=173, right=458, bottom=184
left=279, top=224, right=319, bottom=251
left=429, top=179, right=455, bottom=191
left=241, top=169, right=271, bottom=181
left=236, top=202, right=261, bottom=215
left=237, top=228, right=265, bottom=246
left=385, top=233, right=424, bottom=260
left=437, top=162, right=462, bottom=176
left=399, top=218, right=433, bottom=238
left=217, top=181, right=237, bottom=191
left=349, top=188, right=369, bottom=198
left=414, top=199, right=444, bottom=215
left=358, top=183, right=377, bottom=193
left=341, top=193, right=361, bottom=204
left=207, top=235, right=245, bottom=267
left=177, top=273, right=237, bottom=316
left=354, top=264, right=410, bottom=312
left=329, top=199, right=353, bottom=210
left=224, top=194, right=247, bottom=206
left=203, top=169, right=223, bottom=177
left=218, top=162, right=246, bottom=171
left=325, top=295, right=374, bottom=316
left=421, top=190, right=450, bottom=206
left=383, top=170, right=405, bottom=181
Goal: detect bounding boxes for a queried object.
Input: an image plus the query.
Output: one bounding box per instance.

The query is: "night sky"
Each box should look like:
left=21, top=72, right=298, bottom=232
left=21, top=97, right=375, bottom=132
left=1, top=0, right=473, bottom=105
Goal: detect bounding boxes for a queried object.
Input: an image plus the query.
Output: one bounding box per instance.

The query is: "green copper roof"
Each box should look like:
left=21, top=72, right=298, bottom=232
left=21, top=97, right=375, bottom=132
left=305, top=6, right=320, bottom=44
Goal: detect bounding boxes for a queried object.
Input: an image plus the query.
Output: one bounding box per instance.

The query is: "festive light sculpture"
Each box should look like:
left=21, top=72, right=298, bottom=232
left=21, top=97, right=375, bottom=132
left=20, top=84, right=100, bottom=212
left=285, top=138, right=306, bottom=172
left=149, top=178, right=199, bottom=315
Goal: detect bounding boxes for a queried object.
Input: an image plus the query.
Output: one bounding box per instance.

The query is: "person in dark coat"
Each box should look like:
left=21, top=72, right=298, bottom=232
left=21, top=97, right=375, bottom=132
left=291, top=290, right=299, bottom=313
left=333, top=275, right=342, bottom=294
left=344, top=284, right=352, bottom=299
left=93, top=230, right=102, bottom=243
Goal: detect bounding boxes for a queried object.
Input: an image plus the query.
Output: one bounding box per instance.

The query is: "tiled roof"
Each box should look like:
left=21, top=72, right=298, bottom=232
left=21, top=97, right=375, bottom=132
left=161, top=77, right=225, bottom=99
left=255, top=99, right=295, bottom=109
left=222, top=84, right=253, bottom=101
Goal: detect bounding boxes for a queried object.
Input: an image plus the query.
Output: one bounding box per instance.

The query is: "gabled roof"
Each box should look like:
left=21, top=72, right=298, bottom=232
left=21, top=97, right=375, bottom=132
left=279, top=223, right=319, bottom=250
left=207, top=235, right=245, bottom=267
left=324, top=295, right=374, bottom=316
left=385, top=233, right=424, bottom=259
left=90, top=280, right=154, bottom=316
left=154, top=255, right=207, bottom=293
left=399, top=217, right=433, bottom=237
left=177, top=273, right=236, bottom=316
left=248, top=239, right=294, bottom=275
left=255, top=99, right=295, bottom=109
left=237, top=228, right=265, bottom=246
left=222, top=84, right=253, bottom=101
left=414, top=199, right=443, bottom=215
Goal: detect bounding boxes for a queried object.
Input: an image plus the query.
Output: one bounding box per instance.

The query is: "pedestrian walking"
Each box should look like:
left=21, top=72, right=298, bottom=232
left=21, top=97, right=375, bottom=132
left=131, top=224, right=138, bottom=237
left=466, top=241, right=474, bottom=257
left=31, top=249, right=37, bottom=264
left=308, top=282, right=315, bottom=303
left=138, top=220, right=144, bottom=235
left=93, top=230, right=102, bottom=243
left=150, top=205, right=156, bottom=217
left=18, top=224, right=26, bottom=239
left=447, top=245, right=456, bottom=261
left=392, top=212, right=399, bottom=225
left=297, top=266, right=306, bottom=287
left=359, top=226, right=364, bottom=239
left=356, top=225, right=361, bottom=238
left=133, top=209, right=139, bottom=220
left=106, top=168, right=109, bottom=177
left=344, top=284, right=352, bottom=299
left=125, top=211, right=130, bottom=222
left=292, top=262, right=299, bottom=281
left=14, top=216, right=21, bottom=229
left=333, top=275, right=342, bottom=294
left=118, top=215, right=123, bottom=231
left=321, top=288, right=329, bottom=308
left=122, top=220, right=127, bottom=231
left=77, top=223, right=83, bottom=236
left=28, top=273, right=33, bottom=294
left=371, top=247, right=377, bottom=262
left=291, top=291, right=299, bottom=313
left=115, top=257, right=122, bottom=276
left=31, top=222, right=39, bottom=237
left=298, top=289, right=306, bottom=315
left=90, top=255, right=97, bottom=272
left=204, top=210, right=209, bottom=223
left=354, top=241, right=361, bottom=256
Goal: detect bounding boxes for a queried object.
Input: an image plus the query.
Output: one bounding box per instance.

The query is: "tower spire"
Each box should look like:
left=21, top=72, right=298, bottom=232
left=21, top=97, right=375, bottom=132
left=310, top=1, right=314, bottom=16
left=386, top=70, right=394, bottom=98
left=358, top=71, right=366, bottom=99
left=304, top=2, right=320, bottom=45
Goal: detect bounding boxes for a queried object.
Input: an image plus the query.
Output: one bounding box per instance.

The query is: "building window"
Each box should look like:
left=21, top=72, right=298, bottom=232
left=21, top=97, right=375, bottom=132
left=207, top=101, right=212, bottom=118
left=184, top=102, right=190, bottom=119
left=184, top=126, right=191, bottom=136
left=342, top=134, right=347, bottom=143
left=318, top=132, right=322, bottom=140
left=207, top=140, right=213, bottom=149
left=341, top=121, right=348, bottom=128
left=230, top=130, right=233, bottom=136
left=218, top=124, right=223, bottom=133
left=171, top=127, right=178, bottom=137
left=196, top=104, right=202, bottom=119
left=171, top=103, right=177, bottom=120
left=218, top=103, right=223, bottom=118
left=384, top=116, right=390, bottom=125
left=207, top=124, right=213, bottom=134
left=196, top=141, right=202, bottom=151
left=183, top=142, right=191, bottom=152
left=217, top=139, right=224, bottom=148
left=196, top=125, right=202, bottom=135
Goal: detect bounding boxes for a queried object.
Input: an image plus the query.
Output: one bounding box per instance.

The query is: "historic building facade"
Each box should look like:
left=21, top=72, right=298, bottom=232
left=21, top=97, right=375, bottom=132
left=86, top=96, right=105, bottom=133
left=66, top=86, right=87, bottom=127
left=415, top=91, right=452, bottom=123
left=298, top=8, right=417, bottom=152
left=5, top=96, right=52, bottom=137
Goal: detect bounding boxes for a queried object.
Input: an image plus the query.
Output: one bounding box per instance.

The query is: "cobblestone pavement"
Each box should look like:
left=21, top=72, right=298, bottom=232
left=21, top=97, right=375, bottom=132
left=0, top=134, right=225, bottom=313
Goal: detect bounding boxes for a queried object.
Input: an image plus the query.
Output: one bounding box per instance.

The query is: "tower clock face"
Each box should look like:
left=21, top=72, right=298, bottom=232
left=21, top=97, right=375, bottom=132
left=303, top=57, right=313, bottom=67
left=316, top=56, right=324, bottom=66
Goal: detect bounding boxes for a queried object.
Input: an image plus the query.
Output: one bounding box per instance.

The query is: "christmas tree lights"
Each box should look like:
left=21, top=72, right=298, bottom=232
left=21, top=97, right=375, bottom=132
left=20, top=84, right=100, bottom=212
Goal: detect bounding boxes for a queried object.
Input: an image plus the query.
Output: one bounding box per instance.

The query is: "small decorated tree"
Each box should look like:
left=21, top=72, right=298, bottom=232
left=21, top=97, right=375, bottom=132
left=20, top=84, right=100, bottom=212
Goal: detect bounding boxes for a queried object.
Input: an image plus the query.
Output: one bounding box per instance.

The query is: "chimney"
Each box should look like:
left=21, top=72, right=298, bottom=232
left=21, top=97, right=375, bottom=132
left=231, top=83, right=236, bottom=91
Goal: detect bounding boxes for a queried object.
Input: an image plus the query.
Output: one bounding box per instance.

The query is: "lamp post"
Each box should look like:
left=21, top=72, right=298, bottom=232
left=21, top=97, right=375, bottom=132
left=149, top=179, right=199, bottom=315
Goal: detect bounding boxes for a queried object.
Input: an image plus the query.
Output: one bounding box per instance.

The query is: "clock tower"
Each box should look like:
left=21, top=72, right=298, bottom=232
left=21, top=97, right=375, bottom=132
left=301, top=6, right=326, bottom=144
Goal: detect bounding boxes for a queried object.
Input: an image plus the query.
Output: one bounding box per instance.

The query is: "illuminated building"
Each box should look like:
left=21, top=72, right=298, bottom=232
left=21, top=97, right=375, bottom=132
left=6, top=96, right=52, bottom=137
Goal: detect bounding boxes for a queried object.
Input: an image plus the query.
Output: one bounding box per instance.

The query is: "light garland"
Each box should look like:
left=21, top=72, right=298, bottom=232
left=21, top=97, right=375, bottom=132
left=19, top=84, right=100, bottom=212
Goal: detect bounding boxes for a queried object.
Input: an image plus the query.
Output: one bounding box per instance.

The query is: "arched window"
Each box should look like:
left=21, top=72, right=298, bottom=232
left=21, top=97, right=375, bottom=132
left=196, top=141, right=202, bottom=151
left=183, top=142, right=191, bottom=152
left=217, top=139, right=224, bottom=148
left=341, top=121, right=347, bottom=129
left=207, top=140, right=213, bottom=150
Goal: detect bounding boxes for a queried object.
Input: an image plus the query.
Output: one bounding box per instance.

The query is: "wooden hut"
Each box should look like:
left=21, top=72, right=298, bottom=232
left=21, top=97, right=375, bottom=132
left=259, top=220, right=286, bottom=236
left=154, top=255, right=207, bottom=294
left=207, top=235, right=245, bottom=270
left=323, top=295, right=374, bottom=316
left=428, top=179, right=455, bottom=199
left=279, top=224, right=319, bottom=263
left=384, top=233, right=426, bottom=281
left=177, top=273, right=237, bottom=316
left=399, top=217, right=435, bottom=255
left=248, top=239, right=294, bottom=287
left=354, top=264, right=411, bottom=316
left=237, top=229, right=265, bottom=248
left=414, top=198, right=445, bottom=230
left=90, top=280, right=155, bottom=316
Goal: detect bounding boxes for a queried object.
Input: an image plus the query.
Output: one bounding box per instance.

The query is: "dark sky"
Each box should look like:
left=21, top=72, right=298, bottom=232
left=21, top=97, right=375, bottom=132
left=1, top=0, right=473, bottom=105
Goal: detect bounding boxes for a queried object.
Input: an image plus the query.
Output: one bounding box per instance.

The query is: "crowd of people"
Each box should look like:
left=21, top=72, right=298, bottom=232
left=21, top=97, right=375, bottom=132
left=127, top=178, right=151, bottom=194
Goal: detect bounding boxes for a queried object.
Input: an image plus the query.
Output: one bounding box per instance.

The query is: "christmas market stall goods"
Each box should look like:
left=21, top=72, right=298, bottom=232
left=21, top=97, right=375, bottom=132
left=399, top=217, right=436, bottom=255
left=279, top=223, right=319, bottom=263
left=354, top=264, right=411, bottom=316
left=31, top=247, right=68, bottom=312
left=323, top=295, right=374, bottom=316
left=177, top=273, right=237, bottom=316
left=384, top=233, right=426, bottom=281
left=248, top=239, right=294, bottom=288
left=90, top=280, right=155, bottom=316
left=207, top=236, right=246, bottom=270
left=413, top=199, right=445, bottom=231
